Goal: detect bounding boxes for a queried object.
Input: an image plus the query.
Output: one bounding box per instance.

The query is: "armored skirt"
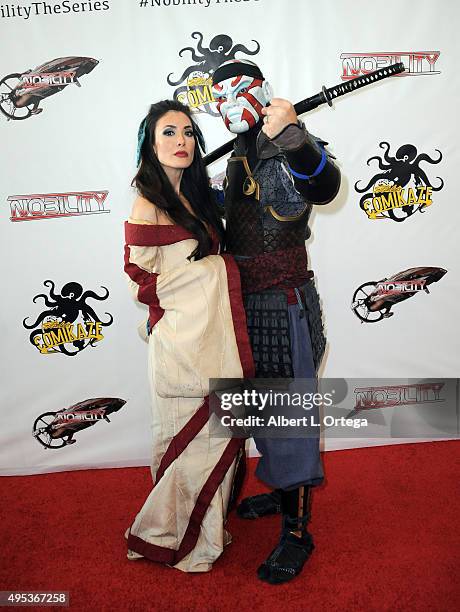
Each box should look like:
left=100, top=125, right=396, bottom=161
left=124, top=219, right=254, bottom=572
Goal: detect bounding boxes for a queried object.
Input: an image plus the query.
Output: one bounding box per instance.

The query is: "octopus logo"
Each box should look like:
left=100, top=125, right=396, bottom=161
left=23, top=280, right=113, bottom=356
left=0, top=56, right=98, bottom=121
left=355, top=142, right=444, bottom=222
left=167, top=32, right=260, bottom=116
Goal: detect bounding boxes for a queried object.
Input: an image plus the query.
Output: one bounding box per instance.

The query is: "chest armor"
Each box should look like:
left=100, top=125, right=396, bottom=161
left=224, top=155, right=312, bottom=257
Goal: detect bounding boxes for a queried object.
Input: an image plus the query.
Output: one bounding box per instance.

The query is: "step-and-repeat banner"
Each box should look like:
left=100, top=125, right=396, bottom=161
left=1, top=0, right=458, bottom=475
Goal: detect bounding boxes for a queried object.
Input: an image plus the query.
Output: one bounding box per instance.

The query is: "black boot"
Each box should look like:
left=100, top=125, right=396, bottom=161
left=257, top=486, right=314, bottom=584
left=236, top=489, right=282, bottom=519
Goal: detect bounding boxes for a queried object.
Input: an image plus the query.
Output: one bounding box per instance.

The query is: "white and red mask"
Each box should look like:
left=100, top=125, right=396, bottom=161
left=212, top=63, right=272, bottom=134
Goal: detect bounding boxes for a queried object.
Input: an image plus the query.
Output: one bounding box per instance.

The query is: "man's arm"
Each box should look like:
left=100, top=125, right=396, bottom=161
left=260, top=98, right=341, bottom=204
left=276, top=124, right=341, bottom=204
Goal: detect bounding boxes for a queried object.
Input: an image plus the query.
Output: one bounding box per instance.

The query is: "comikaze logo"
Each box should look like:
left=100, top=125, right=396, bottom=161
left=167, top=32, right=260, bottom=116
left=355, top=142, right=444, bottom=222
left=23, top=280, right=113, bottom=355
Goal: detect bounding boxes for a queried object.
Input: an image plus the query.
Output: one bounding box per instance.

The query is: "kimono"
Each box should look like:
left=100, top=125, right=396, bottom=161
left=124, top=218, right=254, bottom=572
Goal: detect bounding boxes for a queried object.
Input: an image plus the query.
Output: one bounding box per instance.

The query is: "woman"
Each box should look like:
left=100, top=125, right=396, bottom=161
left=124, top=100, right=254, bottom=572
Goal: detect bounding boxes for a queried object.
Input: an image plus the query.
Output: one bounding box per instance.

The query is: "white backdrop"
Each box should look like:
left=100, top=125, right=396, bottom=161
left=1, top=0, right=458, bottom=475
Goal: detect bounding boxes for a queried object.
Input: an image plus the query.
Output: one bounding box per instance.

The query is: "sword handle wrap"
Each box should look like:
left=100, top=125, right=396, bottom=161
left=294, top=62, right=405, bottom=115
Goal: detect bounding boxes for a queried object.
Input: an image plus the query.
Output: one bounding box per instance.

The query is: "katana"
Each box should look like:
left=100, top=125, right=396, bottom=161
left=204, top=62, right=405, bottom=166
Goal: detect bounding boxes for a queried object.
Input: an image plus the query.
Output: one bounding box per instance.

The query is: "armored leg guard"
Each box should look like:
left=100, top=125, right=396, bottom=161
left=257, top=486, right=314, bottom=584
left=236, top=489, right=282, bottom=519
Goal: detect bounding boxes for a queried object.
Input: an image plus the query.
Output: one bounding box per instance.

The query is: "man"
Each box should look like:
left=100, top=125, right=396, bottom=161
left=211, top=59, right=341, bottom=584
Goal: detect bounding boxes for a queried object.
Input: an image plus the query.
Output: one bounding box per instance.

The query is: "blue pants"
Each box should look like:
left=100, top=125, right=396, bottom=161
left=254, top=302, right=324, bottom=489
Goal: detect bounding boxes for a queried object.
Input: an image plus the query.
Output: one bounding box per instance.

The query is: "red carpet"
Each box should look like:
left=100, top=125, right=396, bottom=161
left=1, top=441, right=459, bottom=611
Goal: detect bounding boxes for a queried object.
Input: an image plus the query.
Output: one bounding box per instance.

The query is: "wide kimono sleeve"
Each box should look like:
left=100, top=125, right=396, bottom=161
left=124, top=218, right=165, bottom=332
left=124, top=219, right=255, bottom=397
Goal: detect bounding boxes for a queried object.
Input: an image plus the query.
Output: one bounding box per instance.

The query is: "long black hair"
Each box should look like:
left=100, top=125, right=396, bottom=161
left=132, top=99, right=224, bottom=260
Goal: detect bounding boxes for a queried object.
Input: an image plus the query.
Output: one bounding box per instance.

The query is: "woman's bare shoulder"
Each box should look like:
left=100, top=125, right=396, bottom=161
left=130, top=195, right=173, bottom=225
left=130, top=196, right=159, bottom=223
